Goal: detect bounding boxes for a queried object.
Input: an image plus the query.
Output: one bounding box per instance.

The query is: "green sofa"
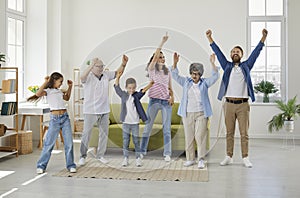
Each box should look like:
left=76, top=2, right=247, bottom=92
left=89, top=103, right=209, bottom=151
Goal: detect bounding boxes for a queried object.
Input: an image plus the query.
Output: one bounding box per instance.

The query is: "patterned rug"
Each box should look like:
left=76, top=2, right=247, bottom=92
left=53, top=158, right=208, bottom=182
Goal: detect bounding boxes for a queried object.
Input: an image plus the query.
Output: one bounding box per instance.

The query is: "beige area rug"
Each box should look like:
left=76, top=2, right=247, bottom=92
left=53, top=158, right=208, bottom=182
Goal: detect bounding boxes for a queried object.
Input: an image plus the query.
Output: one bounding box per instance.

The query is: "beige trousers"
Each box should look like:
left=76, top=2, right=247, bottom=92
left=224, top=102, right=250, bottom=158
left=182, top=112, right=208, bottom=161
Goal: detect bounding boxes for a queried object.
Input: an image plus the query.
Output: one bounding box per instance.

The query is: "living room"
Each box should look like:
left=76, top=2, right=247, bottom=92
left=0, top=0, right=300, bottom=197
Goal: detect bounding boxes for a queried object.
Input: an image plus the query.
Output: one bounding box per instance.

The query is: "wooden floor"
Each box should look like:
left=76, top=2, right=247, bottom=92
left=0, top=138, right=299, bottom=198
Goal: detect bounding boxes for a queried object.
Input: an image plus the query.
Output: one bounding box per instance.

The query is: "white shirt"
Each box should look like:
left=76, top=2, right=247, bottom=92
left=123, top=94, right=140, bottom=124
left=45, top=88, right=66, bottom=111
left=82, top=71, right=115, bottom=114
left=225, top=65, right=248, bottom=98
left=187, top=81, right=203, bottom=112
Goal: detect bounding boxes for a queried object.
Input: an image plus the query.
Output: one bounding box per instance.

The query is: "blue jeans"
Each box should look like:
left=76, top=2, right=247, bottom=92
left=140, top=98, right=172, bottom=156
left=122, top=123, right=140, bottom=158
left=37, top=112, right=76, bottom=170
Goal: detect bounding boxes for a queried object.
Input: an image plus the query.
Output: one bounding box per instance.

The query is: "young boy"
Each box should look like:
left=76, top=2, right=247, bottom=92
left=114, top=71, right=153, bottom=167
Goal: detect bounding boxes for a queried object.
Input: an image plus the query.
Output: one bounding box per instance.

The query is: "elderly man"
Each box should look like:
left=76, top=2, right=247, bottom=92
left=78, top=55, right=128, bottom=165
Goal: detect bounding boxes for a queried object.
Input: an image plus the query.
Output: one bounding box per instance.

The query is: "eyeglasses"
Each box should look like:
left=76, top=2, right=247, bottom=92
left=94, top=64, right=105, bottom=68
left=191, top=72, right=200, bottom=76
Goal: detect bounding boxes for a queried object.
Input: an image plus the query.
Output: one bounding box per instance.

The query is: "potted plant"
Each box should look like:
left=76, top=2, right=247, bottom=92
left=0, top=53, right=6, bottom=67
left=268, top=96, right=300, bottom=133
left=254, top=80, right=278, bottom=103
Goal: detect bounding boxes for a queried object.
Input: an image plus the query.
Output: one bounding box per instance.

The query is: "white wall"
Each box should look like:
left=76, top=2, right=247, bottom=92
left=45, top=0, right=300, bottom=138
left=0, top=0, right=6, bottom=54
left=26, top=0, right=47, bottom=96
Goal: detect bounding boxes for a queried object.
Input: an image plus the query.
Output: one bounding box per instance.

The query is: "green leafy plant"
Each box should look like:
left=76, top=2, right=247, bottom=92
left=0, top=53, right=6, bottom=63
left=268, top=96, right=300, bottom=132
left=254, top=80, right=278, bottom=102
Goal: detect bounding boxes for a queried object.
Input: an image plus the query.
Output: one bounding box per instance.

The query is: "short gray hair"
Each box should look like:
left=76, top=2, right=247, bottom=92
left=189, top=63, right=204, bottom=75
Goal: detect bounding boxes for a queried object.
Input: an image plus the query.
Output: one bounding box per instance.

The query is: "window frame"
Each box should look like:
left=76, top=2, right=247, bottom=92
left=247, top=0, right=287, bottom=103
left=6, top=0, right=26, bottom=99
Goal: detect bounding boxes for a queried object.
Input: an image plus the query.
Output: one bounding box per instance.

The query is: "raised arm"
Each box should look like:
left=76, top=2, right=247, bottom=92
left=206, top=29, right=229, bottom=69
left=206, top=29, right=214, bottom=44
left=115, top=55, right=128, bottom=77
left=148, top=33, right=169, bottom=71
left=35, top=76, right=49, bottom=97
left=210, top=53, right=218, bottom=73
left=247, top=29, right=268, bottom=69
left=261, top=29, right=268, bottom=43
left=63, top=80, right=73, bottom=101
left=80, top=63, right=94, bottom=83
left=171, top=52, right=186, bottom=86
left=114, top=70, right=123, bottom=86
left=141, top=80, right=154, bottom=93
left=172, top=52, right=179, bottom=70
left=205, top=54, right=220, bottom=87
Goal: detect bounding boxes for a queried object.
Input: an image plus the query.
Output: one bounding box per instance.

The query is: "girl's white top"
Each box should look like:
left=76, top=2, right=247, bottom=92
left=45, top=88, right=66, bottom=110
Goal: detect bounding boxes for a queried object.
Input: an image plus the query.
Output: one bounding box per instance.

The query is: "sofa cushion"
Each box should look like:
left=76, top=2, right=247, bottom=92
left=109, top=103, right=121, bottom=124
left=171, top=103, right=181, bottom=124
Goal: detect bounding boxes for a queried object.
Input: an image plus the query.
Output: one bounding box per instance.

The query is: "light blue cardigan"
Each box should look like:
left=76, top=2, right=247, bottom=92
left=171, top=66, right=219, bottom=118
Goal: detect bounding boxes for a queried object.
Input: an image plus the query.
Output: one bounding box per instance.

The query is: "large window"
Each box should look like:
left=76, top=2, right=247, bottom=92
left=6, top=0, right=25, bottom=99
left=248, top=0, right=286, bottom=102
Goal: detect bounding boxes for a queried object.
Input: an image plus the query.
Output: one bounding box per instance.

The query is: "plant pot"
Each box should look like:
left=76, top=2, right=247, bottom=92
left=284, top=120, right=294, bottom=133
left=263, top=93, right=269, bottom=103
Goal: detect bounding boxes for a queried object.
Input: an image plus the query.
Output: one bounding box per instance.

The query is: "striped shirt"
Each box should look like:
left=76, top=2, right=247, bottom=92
left=148, top=68, right=170, bottom=100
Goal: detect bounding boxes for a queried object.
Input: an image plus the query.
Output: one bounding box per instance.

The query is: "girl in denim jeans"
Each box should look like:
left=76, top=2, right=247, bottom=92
left=140, top=33, right=174, bottom=162
left=28, top=72, right=76, bottom=174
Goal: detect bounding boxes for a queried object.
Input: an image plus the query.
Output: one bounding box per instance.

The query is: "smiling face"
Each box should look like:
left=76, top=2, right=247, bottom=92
left=125, top=78, right=137, bottom=95
left=191, top=71, right=201, bottom=83
left=54, top=77, right=63, bottom=88
left=126, top=83, right=136, bottom=95
left=91, top=58, right=105, bottom=77
left=231, top=46, right=243, bottom=64
left=158, top=52, right=165, bottom=64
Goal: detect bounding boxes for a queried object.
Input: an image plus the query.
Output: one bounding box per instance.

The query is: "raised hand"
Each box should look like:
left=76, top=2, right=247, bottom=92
left=122, top=55, right=129, bottom=66
left=67, top=80, right=73, bottom=87
left=206, top=29, right=214, bottom=44
left=261, top=29, right=268, bottom=43
left=262, top=29, right=268, bottom=37
left=162, top=32, right=169, bottom=43
left=206, top=29, right=212, bottom=38
left=210, top=53, right=216, bottom=64
left=173, top=52, right=180, bottom=68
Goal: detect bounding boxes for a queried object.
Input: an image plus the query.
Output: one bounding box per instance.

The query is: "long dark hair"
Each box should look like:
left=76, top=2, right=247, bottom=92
left=145, top=52, right=169, bottom=77
left=27, top=72, right=63, bottom=102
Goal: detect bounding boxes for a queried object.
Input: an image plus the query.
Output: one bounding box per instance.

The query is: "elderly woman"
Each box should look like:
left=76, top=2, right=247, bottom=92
left=171, top=53, right=219, bottom=169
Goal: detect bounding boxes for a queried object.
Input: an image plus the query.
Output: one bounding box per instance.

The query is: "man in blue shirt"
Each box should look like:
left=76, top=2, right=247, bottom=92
left=206, top=29, right=268, bottom=168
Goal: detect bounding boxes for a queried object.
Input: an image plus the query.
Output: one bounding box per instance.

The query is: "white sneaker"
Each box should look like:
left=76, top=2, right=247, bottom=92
left=183, top=160, right=195, bottom=167
left=140, top=153, right=144, bottom=159
left=69, top=167, right=77, bottom=173
left=36, top=168, right=44, bottom=174
left=243, top=157, right=253, bottom=168
left=136, top=157, right=142, bottom=167
left=164, top=155, right=171, bottom=162
left=122, top=157, right=129, bottom=167
left=198, top=159, right=205, bottom=169
left=78, top=157, right=86, bottom=166
left=98, top=157, right=109, bottom=164
left=220, top=156, right=233, bottom=166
